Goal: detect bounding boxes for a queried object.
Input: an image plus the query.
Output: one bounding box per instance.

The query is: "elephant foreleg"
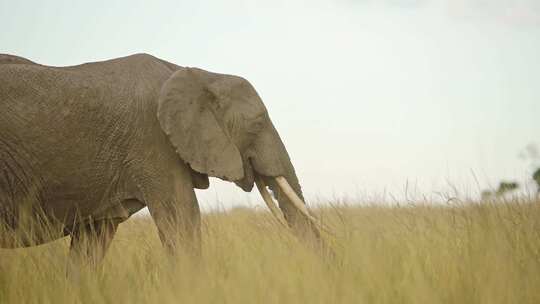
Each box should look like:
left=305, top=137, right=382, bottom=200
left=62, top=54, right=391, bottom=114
left=68, top=218, right=120, bottom=268
left=147, top=188, right=201, bottom=257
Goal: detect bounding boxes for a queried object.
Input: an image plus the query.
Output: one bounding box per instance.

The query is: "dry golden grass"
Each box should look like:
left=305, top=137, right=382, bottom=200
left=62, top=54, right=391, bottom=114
left=1, top=199, right=540, bottom=304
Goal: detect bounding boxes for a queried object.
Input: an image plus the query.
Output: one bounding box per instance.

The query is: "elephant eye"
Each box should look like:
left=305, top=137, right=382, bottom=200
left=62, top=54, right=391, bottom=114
left=249, top=116, right=266, bottom=133
left=253, top=121, right=264, bottom=130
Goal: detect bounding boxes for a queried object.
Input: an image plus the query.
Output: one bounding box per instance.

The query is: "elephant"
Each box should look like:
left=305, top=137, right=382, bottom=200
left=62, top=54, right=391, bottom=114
left=0, top=53, right=326, bottom=264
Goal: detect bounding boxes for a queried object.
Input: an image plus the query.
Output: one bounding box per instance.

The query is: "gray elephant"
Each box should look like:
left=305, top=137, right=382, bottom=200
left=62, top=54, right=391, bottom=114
left=0, top=53, right=324, bottom=264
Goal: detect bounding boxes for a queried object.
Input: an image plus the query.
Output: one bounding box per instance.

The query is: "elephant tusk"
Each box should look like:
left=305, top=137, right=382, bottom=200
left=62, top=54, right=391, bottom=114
left=274, top=176, right=322, bottom=228
left=255, top=176, right=287, bottom=226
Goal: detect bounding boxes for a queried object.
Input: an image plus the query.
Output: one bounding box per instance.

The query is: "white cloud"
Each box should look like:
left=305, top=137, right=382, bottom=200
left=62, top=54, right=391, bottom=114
left=445, top=0, right=540, bottom=26
left=345, top=0, right=540, bottom=26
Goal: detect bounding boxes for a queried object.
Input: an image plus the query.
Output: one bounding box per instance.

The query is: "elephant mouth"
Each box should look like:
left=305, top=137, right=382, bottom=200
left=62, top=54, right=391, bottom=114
left=253, top=173, right=321, bottom=229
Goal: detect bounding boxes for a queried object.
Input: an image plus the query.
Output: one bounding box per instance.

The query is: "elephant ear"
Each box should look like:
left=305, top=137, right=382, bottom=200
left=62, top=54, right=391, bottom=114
left=157, top=68, right=244, bottom=181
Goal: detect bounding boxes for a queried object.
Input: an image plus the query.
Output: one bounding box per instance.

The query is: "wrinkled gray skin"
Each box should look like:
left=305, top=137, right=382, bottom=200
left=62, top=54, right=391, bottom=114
left=0, top=53, right=321, bottom=263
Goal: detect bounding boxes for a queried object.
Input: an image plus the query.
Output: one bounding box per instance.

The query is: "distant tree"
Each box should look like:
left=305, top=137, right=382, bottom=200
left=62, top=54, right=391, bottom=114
left=480, top=181, right=519, bottom=200
left=533, top=168, right=540, bottom=193
left=518, top=143, right=540, bottom=195
left=495, top=181, right=519, bottom=196
left=519, top=143, right=539, bottom=161
left=481, top=190, right=493, bottom=200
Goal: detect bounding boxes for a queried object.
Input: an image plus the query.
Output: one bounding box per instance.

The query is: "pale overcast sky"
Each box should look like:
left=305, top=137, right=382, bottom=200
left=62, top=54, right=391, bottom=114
left=1, top=0, right=539, bottom=209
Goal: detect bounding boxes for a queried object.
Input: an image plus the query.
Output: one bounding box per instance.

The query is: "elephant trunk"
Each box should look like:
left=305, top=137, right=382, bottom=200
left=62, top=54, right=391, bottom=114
left=264, top=172, right=323, bottom=243
left=250, top=124, right=332, bottom=255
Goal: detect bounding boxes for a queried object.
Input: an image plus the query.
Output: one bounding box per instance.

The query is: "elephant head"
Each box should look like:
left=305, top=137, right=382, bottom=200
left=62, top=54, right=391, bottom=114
left=157, top=67, right=324, bottom=245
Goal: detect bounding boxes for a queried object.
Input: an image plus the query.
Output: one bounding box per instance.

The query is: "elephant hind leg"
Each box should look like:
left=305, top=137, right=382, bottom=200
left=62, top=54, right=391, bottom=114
left=68, top=218, right=120, bottom=268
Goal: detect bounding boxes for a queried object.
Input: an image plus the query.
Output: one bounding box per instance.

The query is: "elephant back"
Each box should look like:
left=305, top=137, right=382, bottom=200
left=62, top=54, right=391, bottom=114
left=0, top=54, right=36, bottom=65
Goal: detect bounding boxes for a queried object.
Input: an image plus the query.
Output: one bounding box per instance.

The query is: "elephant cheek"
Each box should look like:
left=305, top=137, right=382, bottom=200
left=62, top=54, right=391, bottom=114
left=249, top=127, right=289, bottom=177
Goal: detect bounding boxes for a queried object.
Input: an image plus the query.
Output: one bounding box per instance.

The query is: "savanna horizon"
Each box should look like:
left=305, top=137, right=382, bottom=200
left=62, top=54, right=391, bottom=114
left=1, top=198, right=539, bottom=304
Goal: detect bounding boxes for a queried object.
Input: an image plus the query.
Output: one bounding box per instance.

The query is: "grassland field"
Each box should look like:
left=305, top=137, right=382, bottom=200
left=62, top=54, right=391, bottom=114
left=1, top=198, right=539, bottom=304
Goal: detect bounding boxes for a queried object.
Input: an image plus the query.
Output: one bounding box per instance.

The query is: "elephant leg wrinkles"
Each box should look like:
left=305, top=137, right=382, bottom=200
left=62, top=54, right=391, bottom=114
left=144, top=161, right=201, bottom=257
